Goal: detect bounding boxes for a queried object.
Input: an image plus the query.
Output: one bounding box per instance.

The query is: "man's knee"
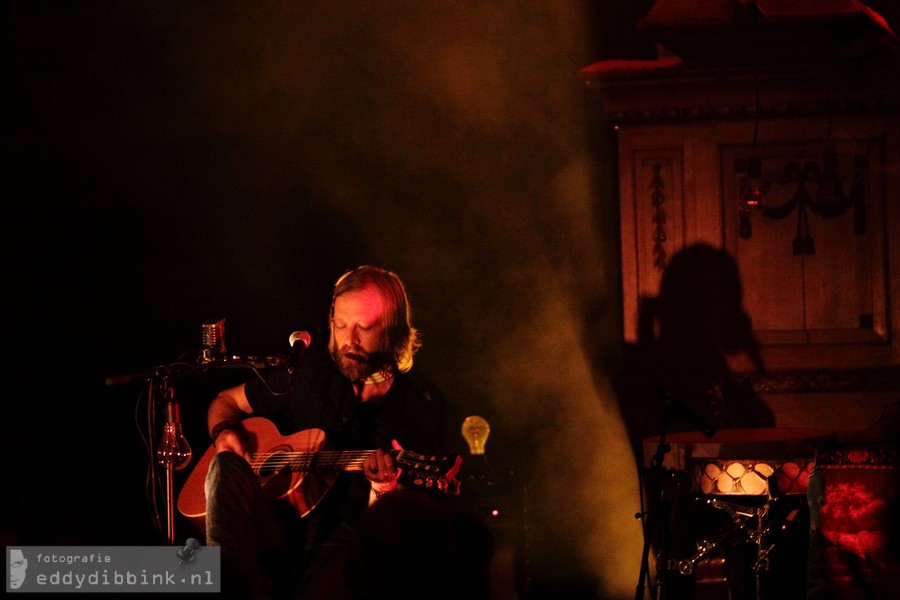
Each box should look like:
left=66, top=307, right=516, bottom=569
left=207, top=451, right=252, bottom=482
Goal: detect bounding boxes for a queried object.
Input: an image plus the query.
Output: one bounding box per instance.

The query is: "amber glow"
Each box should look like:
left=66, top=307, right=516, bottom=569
left=461, top=415, right=490, bottom=455
left=483, top=251, right=643, bottom=598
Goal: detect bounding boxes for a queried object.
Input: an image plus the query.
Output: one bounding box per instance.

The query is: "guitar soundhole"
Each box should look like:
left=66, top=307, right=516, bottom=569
left=257, top=446, right=292, bottom=478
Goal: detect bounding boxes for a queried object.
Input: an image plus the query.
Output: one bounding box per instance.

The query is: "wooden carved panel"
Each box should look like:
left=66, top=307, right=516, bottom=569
left=722, top=140, right=888, bottom=354
left=621, top=150, right=685, bottom=342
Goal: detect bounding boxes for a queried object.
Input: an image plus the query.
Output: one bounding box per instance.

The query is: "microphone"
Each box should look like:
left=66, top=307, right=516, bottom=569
left=200, top=318, right=226, bottom=365
left=288, top=331, right=312, bottom=388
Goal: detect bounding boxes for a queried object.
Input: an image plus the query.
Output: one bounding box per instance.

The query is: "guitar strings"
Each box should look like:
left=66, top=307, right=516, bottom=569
left=245, top=450, right=442, bottom=472
left=247, top=450, right=390, bottom=471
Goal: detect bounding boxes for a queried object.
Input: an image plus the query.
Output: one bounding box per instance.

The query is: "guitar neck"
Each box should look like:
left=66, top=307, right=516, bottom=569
left=248, top=449, right=399, bottom=473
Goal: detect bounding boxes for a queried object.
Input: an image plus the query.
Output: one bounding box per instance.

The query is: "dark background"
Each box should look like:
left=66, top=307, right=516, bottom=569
left=1, top=1, right=658, bottom=597
left=8, top=2, right=900, bottom=598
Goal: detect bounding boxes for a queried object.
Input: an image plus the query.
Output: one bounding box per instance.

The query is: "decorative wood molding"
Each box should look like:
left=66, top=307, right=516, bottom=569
left=748, top=366, right=900, bottom=395
left=737, top=150, right=869, bottom=253
left=584, top=61, right=900, bottom=127
left=604, top=97, right=900, bottom=127
left=649, top=161, right=668, bottom=271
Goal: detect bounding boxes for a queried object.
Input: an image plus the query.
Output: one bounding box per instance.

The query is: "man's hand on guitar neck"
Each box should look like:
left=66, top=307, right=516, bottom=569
left=364, top=439, right=403, bottom=501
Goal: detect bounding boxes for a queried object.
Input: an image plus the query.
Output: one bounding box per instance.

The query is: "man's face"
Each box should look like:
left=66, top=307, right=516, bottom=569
left=330, top=284, right=389, bottom=381
left=10, top=549, right=27, bottom=589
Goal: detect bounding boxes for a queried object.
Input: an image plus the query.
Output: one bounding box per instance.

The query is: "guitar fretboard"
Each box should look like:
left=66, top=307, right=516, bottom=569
left=248, top=449, right=401, bottom=473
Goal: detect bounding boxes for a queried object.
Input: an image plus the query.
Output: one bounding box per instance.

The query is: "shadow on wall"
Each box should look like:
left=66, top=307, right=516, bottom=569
left=613, top=242, right=774, bottom=463
left=611, top=243, right=779, bottom=599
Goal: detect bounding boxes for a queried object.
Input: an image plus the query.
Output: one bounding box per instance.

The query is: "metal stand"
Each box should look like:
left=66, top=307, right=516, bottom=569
left=674, top=494, right=801, bottom=600
left=107, top=364, right=194, bottom=544
left=635, top=410, right=674, bottom=600
left=104, top=318, right=284, bottom=544
left=636, top=391, right=716, bottom=600
left=156, top=385, right=192, bottom=544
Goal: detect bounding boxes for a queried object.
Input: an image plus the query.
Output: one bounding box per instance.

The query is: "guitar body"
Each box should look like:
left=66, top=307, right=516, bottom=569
left=178, top=416, right=461, bottom=526
left=177, top=417, right=337, bottom=520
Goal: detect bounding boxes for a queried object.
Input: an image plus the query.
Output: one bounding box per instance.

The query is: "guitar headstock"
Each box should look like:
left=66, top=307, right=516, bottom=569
left=395, top=450, right=462, bottom=495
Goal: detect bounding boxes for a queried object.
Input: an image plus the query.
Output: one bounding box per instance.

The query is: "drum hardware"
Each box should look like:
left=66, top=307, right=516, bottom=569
left=635, top=389, right=718, bottom=600
left=670, top=493, right=803, bottom=598
left=642, top=428, right=831, bottom=600
left=674, top=523, right=735, bottom=576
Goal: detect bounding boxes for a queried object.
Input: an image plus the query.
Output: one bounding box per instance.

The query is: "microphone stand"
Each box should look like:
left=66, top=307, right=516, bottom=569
left=635, top=407, right=674, bottom=600
left=108, top=364, right=194, bottom=544
left=105, top=315, right=285, bottom=544
left=156, top=379, right=193, bottom=544
left=159, top=384, right=177, bottom=544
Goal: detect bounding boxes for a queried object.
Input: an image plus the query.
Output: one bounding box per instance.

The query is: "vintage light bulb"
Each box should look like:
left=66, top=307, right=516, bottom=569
left=157, top=402, right=192, bottom=471
left=461, top=415, right=490, bottom=455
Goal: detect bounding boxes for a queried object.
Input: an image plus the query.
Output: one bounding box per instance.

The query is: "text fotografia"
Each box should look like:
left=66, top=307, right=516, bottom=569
left=34, top=569, right=215, bottom=590
left=34, top=553, right=111, bottom=565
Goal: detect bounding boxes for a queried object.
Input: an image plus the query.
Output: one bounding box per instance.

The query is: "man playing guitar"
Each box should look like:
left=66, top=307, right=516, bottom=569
left=202, top=266, right=446, bottom=598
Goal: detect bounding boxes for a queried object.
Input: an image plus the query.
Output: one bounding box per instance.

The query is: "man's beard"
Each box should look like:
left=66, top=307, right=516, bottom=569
left=332, top=345, right=389, bottom=381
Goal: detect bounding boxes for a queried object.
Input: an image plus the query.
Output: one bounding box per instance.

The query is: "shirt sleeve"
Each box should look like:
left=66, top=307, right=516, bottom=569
left=243, top=365, right=292, bottom=422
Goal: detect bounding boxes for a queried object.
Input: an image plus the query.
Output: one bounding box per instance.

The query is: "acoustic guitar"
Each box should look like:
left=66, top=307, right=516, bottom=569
left=177, top=417, right=462, bottom=521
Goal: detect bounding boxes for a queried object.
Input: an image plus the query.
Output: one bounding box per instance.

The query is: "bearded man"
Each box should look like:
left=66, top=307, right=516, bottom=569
left=203, top=266, right=444, bottom=598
